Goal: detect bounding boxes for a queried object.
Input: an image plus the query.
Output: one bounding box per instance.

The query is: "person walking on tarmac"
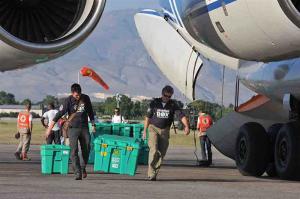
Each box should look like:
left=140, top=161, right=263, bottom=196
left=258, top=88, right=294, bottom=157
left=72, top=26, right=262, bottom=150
left=143, top=85, right=190, bottom=181
left=41, top=102, right=60, bottom=144
left=15, top=102, right=33, bottom=161
left=197, top=111, right=213, bottom=166
left=45, top=83, right=96, bottom=180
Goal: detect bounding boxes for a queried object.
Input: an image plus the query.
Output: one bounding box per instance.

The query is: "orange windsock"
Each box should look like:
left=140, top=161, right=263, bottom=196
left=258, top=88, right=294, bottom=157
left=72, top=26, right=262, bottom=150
left=80, top=66, right=109, bottom=90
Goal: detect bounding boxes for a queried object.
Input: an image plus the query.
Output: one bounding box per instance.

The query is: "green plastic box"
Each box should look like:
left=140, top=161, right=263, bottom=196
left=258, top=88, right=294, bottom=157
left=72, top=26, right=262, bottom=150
left=89, top=123, right=112, bottom=135
left=94, top=135, right=140, bottom=176
left=112, top=123, right=123, bottom=136
left=111, top=123, right=131, bottom=137
left=88, top=133, right=96, bottom=164
left=132, top=124, right=144, bottom=139
left=120, top=124, right=132, bottom=137
left=138, top=146, right=149, bottom=165
left=88, top=123, right=113, bottom=164
left=137, top=139, right=149, bottom=165
left=40, top=144, right=71, bottom=175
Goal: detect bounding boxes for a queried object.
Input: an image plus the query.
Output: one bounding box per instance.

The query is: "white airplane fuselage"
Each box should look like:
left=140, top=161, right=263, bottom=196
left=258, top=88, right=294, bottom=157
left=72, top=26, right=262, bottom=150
left=135, top=0, right=300, bottom=179
left=136, top=0, right=300, bottom=102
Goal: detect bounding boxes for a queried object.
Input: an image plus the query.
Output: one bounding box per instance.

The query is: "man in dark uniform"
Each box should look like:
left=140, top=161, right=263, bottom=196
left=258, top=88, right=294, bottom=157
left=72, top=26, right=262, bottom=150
left=45, top=83, right=96, bottom=180
left=143, top=85, right=190, bottom=181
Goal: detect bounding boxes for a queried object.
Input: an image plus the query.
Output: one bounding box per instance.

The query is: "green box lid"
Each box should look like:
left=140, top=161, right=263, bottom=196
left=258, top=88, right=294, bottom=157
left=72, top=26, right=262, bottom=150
left=94, top=134, right=140, bottom=149
left=40, top=144, right=70, bottom=150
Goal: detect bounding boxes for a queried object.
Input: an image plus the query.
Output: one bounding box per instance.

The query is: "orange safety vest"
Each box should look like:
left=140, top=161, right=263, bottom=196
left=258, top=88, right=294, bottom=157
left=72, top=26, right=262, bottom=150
left=197, top=115, right=213, bottom=132
left=18, top=111, right=30, bottom=129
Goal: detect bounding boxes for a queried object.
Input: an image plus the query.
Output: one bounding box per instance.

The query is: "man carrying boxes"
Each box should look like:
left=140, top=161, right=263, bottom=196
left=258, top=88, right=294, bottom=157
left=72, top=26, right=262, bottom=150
left=143, top=85, right=190, bottom=181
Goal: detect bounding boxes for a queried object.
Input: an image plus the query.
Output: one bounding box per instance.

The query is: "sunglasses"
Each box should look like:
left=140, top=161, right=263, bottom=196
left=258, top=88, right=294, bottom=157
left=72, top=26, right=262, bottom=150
left=163, top=94, right=172, bottom=98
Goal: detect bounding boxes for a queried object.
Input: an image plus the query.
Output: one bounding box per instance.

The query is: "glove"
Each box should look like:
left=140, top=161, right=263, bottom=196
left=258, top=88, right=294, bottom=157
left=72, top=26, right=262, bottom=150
left=15, top=132, right=20, bottom=139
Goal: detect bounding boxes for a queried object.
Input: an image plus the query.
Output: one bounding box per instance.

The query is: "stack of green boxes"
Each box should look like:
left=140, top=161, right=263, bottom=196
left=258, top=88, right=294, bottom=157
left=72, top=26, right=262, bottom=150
left=40, top=122, right=149, bottom=176
left=88, top=122, right=149, bottom=165
left=88, top=123, right=112, bottom=164
left=94, top=135, right=140, bottom=176
left=40, top=144, right=71, bottom=175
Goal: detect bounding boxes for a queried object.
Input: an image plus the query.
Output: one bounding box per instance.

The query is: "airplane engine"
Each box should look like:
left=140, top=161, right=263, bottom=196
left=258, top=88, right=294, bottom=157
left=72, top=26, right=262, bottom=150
left=0, top=0, right=106, bottom=71
left=178, top=0, right=300, bottom=62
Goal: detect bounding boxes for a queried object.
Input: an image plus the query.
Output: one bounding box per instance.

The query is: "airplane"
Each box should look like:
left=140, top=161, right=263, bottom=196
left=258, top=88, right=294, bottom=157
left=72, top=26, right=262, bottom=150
left=134, top=0, right=300, bottom=180
left=0, top=0, right=106, bottom=71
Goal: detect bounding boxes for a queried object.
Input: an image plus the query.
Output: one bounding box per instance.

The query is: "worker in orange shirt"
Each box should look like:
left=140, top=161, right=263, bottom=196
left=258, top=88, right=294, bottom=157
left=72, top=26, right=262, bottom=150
left=15, top=102, right=33, bottom=161
left=197, top=111, right=213, bottom=165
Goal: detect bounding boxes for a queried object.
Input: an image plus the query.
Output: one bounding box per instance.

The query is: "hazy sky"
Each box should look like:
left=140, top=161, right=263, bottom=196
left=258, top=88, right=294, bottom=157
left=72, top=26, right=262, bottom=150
left=106, top=0, right=159, bottom=11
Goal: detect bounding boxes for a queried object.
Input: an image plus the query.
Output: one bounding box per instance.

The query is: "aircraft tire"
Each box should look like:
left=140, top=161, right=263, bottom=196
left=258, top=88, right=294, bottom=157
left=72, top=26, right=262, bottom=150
left=275, top=121, right=300, bottom=180
left=235, top=122, right=270, bottom=177
left=266, top=123, right=283, bottom=177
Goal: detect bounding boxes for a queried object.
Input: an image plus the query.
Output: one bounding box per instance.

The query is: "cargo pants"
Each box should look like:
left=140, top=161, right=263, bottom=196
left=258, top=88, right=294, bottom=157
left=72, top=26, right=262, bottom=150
left=148, top=124, right=170, bottom=178
left=68, top=127, right=90, bottom=175
left=200, top=135, right=212, bottom=163
left=16, top=133, right=31, bottom=153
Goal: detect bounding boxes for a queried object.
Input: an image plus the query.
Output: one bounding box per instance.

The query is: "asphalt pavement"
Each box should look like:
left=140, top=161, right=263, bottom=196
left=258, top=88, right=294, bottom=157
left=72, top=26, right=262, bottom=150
left=0, top=144, right=300, bottom=199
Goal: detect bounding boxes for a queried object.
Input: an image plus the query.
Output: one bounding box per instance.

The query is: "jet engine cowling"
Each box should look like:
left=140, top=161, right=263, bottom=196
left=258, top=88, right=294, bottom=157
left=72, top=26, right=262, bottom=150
left=175, top=0, right=300, bottom=62
left=0, top=0, right=106, bottom=71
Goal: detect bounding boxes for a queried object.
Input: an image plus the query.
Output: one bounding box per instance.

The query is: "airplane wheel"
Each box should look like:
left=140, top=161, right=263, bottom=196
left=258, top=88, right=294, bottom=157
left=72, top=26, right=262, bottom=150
left=275, top=121, right=300, bottom=180
left=266, top=123, right=283, bottom=177
left=235, top=122, right=270, bottom=177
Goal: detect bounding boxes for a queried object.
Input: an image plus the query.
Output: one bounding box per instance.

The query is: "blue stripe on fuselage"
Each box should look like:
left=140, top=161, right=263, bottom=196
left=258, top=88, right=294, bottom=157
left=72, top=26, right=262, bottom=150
left=197, top=0, right=237, bottom=16
left=170, top=0, right=184, bottom=27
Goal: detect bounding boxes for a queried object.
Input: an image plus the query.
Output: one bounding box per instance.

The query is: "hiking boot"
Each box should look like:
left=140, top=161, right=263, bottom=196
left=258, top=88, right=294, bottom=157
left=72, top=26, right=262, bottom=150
left=82, top=168, right=87, bottom=179
left=148, top=175, right=157, bottom=181
left=75, top=172, right=82, bottom=180
left=21, top=153, right=31, bottom=161
left=14, top=152, right=21, bottom=160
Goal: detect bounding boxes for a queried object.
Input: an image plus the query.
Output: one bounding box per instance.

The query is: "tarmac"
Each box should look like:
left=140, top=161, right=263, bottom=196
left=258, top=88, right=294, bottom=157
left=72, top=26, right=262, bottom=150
left=0, top=144, right=300, bottom=199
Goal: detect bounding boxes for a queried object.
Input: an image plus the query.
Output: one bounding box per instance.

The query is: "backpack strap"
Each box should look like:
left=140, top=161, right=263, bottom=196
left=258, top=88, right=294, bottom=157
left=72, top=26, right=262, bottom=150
left=67, top=99, right=82, bottom=123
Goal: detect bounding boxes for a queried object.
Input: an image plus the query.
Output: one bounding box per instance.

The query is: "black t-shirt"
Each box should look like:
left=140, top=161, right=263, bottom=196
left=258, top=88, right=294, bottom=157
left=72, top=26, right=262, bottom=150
left=146, top=98, right=185, bottom=129
left=53, top=94, right=95, bottom=128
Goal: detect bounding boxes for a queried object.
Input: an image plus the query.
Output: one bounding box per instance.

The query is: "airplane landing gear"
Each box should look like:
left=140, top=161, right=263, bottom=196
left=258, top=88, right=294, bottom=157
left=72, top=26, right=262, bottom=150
left=235, top=121, right=300, bottom=180
left=265, top=123, right=283, bottom=177
left=274, top=121, right=300, bottom=180
left=235, top=122, right=270, bottom=177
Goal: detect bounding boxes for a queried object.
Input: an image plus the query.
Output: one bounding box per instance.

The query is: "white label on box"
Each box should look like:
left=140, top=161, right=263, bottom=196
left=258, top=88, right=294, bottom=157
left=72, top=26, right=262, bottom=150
left=63, top=151, right=69, bottom=155
left=112, top=164, right=119, bottom=169
left=111, top=157, right=120, bottom=169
